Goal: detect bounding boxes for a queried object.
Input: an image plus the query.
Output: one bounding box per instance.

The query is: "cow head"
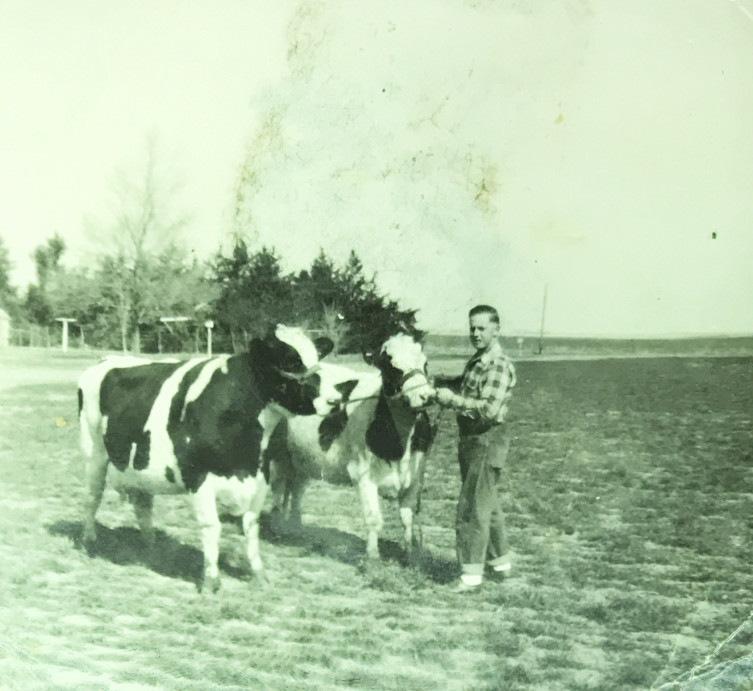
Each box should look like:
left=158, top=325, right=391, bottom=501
left=249, top=325, right=339, bottom=416
left=364, top=333, right=433, bottom=410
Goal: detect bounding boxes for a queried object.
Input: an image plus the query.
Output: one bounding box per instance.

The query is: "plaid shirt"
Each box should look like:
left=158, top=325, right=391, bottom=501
left=445, top=340, right=516, bottom=430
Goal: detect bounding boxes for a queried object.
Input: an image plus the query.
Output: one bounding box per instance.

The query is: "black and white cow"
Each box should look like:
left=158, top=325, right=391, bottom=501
left=77, top=325, right=344, bottom=591
left=267, top=333, right=436, bottom=561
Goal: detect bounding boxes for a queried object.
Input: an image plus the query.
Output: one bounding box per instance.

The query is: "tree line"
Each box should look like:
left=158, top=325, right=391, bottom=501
left=0, top=233, right=422, bottom=355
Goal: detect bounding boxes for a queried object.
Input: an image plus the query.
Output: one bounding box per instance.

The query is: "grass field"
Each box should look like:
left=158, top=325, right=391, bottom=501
left=1, top=348, right=752, bottom=689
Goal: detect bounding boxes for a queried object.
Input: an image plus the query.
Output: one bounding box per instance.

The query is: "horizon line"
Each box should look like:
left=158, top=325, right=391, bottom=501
left=423, top=331, right=753, bottom=340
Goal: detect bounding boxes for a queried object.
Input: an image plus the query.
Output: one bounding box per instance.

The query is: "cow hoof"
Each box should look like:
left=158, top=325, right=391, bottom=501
left=288, top=512, right=303, bottom=533
left=406, top=549, right=421, bottom=568
left=81, top=531, right=97, bottom=556
left=268, top=508, right=285, bottom=534
left=254, top=570, right=270, bottom=587
left=406, top=537, right=424, bottom=566
left=200, top=575, right=222, bottom=594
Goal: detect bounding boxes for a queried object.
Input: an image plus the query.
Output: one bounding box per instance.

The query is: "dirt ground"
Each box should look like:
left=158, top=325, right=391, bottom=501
left=1, top=348, right=752, bottom=689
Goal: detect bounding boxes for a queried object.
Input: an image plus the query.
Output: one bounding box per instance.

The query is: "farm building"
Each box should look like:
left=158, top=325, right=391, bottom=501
left=0, top=308, right=9, bottom=347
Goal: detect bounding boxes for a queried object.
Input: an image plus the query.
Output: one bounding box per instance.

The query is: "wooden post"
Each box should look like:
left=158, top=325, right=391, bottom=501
left=55, top=318, right=77, bottom=353
left=204, top=320, right=214, bottom=356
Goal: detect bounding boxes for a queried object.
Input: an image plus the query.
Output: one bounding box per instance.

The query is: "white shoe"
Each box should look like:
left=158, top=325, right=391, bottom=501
left=450, top=578, right=482, bottom=593
left=487, top=562, right=511, bottom=580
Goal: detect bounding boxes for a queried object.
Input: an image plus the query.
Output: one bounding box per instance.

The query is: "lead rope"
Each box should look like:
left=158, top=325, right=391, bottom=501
left=319, top=380, right=436, bottom=413
left=426, top=404, right=446, bottom=449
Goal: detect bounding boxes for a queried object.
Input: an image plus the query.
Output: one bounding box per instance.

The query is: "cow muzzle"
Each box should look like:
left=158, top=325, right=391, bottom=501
left=399, top=371, right=434, bottom=410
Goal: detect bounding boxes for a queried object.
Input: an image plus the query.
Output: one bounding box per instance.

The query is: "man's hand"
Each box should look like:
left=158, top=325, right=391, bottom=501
left=435, top=387, right=455, bottom=407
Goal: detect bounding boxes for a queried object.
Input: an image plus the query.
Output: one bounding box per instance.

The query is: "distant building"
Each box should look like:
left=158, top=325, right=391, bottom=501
left=0, top=308, right=9, bottom=347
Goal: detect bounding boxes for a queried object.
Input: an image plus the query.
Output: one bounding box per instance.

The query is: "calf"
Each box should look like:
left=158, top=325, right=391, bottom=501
left=77, top=325, right=340, bottom=591
left=268, top=333, right=436, bottom=560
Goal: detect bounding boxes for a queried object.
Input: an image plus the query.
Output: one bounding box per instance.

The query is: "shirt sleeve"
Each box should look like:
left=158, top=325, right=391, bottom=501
left=446, top=360, right=513, bottom=421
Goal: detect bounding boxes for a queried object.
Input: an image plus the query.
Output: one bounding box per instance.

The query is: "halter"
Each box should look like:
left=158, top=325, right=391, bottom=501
left=339, top=370, right=432, bottom=409
left=272, top=364, right=321, bottom=383
left=397, top=368, right=428, bottom=389
left=272, top=363, right=434, bottom=415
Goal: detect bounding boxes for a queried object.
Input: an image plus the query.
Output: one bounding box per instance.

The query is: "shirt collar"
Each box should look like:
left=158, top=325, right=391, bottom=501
left=471, top=339, right=503, bottom=366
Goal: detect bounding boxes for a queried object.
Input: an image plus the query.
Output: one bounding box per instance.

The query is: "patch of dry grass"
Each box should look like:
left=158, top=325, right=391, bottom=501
left=0, top=354, right=752, bottom=689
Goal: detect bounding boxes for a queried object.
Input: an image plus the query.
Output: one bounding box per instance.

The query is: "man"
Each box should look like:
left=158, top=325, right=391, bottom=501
left=433, top=304, right=517, bottom=592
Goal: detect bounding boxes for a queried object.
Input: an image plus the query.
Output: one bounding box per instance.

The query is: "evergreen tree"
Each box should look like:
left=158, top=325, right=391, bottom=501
left=209, top=242, right=422, bottom=354
left=212, top=241, right=294, bottom=349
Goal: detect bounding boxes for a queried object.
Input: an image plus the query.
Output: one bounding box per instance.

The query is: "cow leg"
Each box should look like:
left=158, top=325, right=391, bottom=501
left=397, top=452, right=426, bottom=561
left=398, top=507, right=416, bottom=557
left=355, top=477, right=383, bottom=559
left=269, top=456, right=305, bottom=532
left=285, top=473, right=307, bottom=531
left=268, top=457, right=290, bottom=532
left=241, top=475, right=270, bottom=585
left=82, top=451, right=108, bottom=548
left=128, top=490, right=155, bottom=547
left=190, top=481, right=222, bottom=593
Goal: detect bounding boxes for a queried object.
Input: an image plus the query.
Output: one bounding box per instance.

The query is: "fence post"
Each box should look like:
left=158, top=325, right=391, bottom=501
left=55, top=318, right=77, bottom=353
left=205, top=320, right=214, bottom=356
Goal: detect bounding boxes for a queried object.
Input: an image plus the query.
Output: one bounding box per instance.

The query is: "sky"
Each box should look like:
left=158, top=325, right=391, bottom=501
left=1, top=0, right=752, bottom=337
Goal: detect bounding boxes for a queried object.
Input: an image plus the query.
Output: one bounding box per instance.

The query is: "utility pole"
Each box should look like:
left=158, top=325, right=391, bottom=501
left=538, top=284, right=548, bottom=355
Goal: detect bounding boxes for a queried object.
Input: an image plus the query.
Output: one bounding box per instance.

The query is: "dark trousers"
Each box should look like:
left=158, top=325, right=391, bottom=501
left=456, top=425, right=511, bottom=576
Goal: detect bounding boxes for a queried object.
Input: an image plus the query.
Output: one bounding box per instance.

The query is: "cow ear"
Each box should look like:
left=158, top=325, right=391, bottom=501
left=314, top=337, right=334, bottom=360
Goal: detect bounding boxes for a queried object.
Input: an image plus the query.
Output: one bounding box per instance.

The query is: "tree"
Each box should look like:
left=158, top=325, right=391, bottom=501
left=292, top=248, right=422, bottom=352
left=208, top=242, right=422, bottom=354
left=0, top=235, right=14, bottom=299
left=315, top=249, right=422, bottom=352
left=33, top=233, right=65, bottom=288
left=85, top=246, right=216, bottom=353
left=85, top=136, right=189, bottom=352
left=291, top=248, right=340, bottom=325
left=211, top=241, right=293, bottom=349
left=142, top=250, right=218, bottom=353
left=45, top=267, right=101, bottom=348
left=0, top=235, right=20, bottom=321
left=23, top=233, right=66, bottom=327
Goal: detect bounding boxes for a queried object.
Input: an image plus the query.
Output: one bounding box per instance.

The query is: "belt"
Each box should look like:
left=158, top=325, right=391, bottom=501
left=457, top=417, right=503, bottom=437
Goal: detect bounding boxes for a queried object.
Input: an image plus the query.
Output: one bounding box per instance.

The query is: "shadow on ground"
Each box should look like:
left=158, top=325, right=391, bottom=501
left=47, top=513, right=458, bottom=589
left=259, top=513, right=458, bottom=584
left=47, top=520, right=246, bottom=589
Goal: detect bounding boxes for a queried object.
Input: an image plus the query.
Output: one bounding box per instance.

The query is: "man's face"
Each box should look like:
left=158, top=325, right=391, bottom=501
left=469, top=313, right=499, bottom=352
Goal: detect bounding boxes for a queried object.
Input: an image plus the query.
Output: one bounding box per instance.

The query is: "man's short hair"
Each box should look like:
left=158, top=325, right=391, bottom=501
left=468, top=304, right=500, bottom=324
